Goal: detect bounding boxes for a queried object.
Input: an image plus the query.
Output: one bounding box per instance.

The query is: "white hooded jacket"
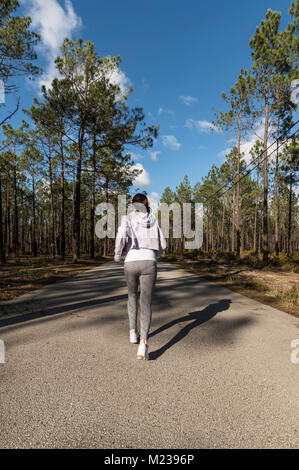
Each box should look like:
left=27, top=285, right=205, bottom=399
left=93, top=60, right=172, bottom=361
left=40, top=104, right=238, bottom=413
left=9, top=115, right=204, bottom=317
left=114, top=211, right=166, bottom=261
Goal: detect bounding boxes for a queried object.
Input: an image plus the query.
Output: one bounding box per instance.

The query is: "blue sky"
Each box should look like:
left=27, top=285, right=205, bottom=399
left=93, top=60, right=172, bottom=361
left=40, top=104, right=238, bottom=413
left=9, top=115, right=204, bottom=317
left=4, top=0, right=293, bottom=203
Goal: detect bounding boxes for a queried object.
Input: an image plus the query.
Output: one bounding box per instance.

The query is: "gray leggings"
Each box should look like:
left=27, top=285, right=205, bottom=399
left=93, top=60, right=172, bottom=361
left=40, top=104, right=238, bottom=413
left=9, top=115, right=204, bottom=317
left=124, top=260, right=157, bottom=340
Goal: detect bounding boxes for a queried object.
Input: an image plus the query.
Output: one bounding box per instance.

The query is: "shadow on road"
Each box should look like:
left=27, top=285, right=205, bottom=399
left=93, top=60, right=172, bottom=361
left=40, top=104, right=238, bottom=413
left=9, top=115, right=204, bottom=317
left=149, top=299, right=231, bottom=360
left=0, top=293, right=129, bottom=328
left=0, top=265, right=210, bottom=330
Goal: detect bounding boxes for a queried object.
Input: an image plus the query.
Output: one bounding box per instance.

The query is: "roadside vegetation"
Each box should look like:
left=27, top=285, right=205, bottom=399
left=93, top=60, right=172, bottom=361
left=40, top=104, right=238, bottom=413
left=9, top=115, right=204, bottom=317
left=161, top=250, right=299, bottom=317
left=0, top=255, right=111, bottom=302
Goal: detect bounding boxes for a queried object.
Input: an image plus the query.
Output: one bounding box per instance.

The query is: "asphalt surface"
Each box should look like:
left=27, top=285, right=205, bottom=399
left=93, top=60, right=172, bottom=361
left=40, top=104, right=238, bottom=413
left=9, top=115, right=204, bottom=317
left=0, top=260, right=298, bottom=449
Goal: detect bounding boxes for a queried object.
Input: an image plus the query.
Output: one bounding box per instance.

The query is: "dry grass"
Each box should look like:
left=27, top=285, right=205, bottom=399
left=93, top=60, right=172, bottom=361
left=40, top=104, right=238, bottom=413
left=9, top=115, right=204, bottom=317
left=0, top=255, right=112, bottom=301
left=161, top=251, right=299, bottom=318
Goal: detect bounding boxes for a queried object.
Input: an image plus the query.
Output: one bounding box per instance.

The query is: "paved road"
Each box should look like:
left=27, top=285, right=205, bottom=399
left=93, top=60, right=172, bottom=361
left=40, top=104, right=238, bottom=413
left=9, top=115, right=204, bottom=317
left=0, top=261, right=298, bottom=449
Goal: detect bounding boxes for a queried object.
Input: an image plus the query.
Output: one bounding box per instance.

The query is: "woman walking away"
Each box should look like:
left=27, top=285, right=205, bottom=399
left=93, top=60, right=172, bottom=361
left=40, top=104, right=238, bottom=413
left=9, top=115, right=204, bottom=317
left=114, top=193, right=166, bottom=360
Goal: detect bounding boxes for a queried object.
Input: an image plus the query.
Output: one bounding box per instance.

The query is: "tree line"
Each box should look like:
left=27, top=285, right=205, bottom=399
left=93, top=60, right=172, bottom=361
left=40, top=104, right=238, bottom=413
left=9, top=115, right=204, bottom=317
left=161, top=1, right=299, bottom=260
left=0, top=1, right=298, bottom=265
left=0, top=1, right=158, bottom=263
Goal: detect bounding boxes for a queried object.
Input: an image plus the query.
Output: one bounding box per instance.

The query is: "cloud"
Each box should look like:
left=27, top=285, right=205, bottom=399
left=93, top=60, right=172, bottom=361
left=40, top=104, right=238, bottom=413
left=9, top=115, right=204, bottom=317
left=217, top=120, right=283, bottom=164
left=130, top=152, right=143, bottom=161
left=162, top=135, right=181, bottom=151
left=133, top=163, right=151, bottom=188
left=24, top=0, right=82, bottom=90
left=179, top=95, right=198, bottom=106
left=148, top=150, right=160, bottom=161
left=185, top=119, right=217, bottom=133
left=217, top=148, right=232, bottom=158
left=158, top=107, right=175, bottom=117
left=142, top=78, right=149, bottom=92
left=107, top=65, right=131, bottom=96
left=24, top=0, right=131, bottom=95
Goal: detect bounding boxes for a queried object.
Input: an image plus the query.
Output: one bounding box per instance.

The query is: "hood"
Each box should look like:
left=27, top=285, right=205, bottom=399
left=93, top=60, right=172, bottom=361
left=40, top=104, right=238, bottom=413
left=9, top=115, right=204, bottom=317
left=128, top=211, right=156, bottom=229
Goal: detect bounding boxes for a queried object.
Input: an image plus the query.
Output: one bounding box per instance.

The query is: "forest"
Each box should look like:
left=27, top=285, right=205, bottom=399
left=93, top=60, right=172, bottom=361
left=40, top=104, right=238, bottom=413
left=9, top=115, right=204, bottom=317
left=0, top=0, right=298, bottom=270
left=161, top=4, right=298, bottom=261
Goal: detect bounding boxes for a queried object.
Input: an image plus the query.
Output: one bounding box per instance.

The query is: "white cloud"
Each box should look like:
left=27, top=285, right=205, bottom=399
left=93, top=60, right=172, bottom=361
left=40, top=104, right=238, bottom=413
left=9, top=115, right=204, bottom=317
left=148, top=150, right=160, bottom=161
left=142, top=78, right=149, bottom=91
left=217, top=147, right=232, bottom=158
left=217, top=120, right=284, bottom=164
left=185, top=119, right=217, bottom=133
left=158, top=107, right=175, bottom=117
left=162, top=135, right=181, bottom=151
left=133, top=163, right=151, bottom=188
left=179, top=95, right=198, bottom=106
left=24, top=0, right=82, bottom=90
left=24, top=0, right=131, bottom=95
left=107, top=65, right=131, bottom=97
left=130, top=152, right=143, bottom=161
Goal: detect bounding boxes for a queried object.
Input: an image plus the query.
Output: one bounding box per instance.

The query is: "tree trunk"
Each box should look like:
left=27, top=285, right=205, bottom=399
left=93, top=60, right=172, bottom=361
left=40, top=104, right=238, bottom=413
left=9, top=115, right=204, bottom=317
left=90, top=135, right=96, bottom=259
left=72, top=141, right=83, bottom=262
left=262, top=87, right=269, bottom=263
left=103, top=176, right=109, bottom=257
left=32, top=172, right=37, bottom=257
left=221, top=188, right=226, bottom=251
left=236, top=108, right=242, bottom=257
left=20, top=189, right=25, bottom=255
left=210, top=204, right=214, bottom=250
left=59, top=131, right=66, bottom=260
left=232, top=174, right=236, bottom=252
left=287, top=168, right=293, bottom=257
left=205, top=211, right=209, bottom=251
left=274, top=132, right=279, bottom=256
left=49, top=158, right=56, bottom=258
left=6, top=182, right=11, bottom=256
left=13, top=150, right=18, bottom=257
left=253, top=155, right=260, bottom=253
left=0, top=169, right=5, bottom=263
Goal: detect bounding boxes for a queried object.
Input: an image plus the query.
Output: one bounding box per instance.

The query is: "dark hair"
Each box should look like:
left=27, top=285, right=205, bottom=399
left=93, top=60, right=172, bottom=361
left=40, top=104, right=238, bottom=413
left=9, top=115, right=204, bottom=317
left=132, top=193, right=150, bottom=214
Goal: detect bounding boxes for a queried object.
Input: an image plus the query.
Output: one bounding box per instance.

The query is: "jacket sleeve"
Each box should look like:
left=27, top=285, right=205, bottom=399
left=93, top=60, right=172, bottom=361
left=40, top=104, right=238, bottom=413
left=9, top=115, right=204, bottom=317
left=158, top=223, right=167, bottom=254
left=114, top=215, right=127, bottom=261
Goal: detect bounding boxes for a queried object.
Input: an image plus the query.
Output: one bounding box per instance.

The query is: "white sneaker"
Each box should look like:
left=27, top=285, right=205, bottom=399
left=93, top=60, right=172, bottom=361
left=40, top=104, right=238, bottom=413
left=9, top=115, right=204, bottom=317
left=129, top=330, right=139, bottom=344
left=137, top=343, right=149, bottom=360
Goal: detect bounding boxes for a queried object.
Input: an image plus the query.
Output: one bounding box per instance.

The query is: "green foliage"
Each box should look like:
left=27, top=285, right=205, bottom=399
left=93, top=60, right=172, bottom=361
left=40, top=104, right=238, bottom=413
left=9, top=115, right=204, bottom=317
left=240, top=250, right=262, bottom=267
left=0, top=0, right=40, bottom=89
left=176, top=175, right=192, bottom=203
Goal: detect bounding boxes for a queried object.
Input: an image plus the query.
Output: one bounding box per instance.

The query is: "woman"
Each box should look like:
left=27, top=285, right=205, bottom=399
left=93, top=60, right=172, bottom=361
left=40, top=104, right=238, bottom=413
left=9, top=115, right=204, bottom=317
left=114, top=193, right=166, bottom=360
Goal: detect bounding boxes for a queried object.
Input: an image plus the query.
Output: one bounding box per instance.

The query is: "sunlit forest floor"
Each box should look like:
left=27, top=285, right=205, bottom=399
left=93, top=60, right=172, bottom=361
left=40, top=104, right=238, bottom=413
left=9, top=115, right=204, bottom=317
left=0, top=255, right=112, bottom=302
left=161, top=250, right=299, bottom=318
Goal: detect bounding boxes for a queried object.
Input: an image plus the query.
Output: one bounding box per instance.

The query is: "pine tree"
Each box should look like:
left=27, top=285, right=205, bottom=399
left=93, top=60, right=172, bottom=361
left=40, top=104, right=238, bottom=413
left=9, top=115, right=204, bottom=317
left=249, top=9, right=290, bottom=262
left=213, top=69, right=255, bottom=256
